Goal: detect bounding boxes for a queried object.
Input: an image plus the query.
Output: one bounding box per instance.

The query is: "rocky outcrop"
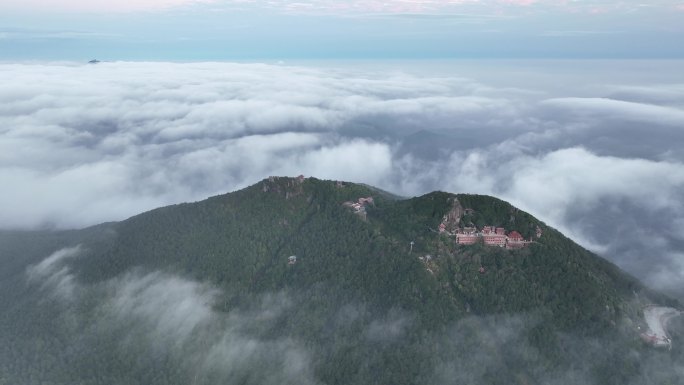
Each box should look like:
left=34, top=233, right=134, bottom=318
left=261, top=175, right=306, bottom=200
left=438, top=197, right=464, bottom=234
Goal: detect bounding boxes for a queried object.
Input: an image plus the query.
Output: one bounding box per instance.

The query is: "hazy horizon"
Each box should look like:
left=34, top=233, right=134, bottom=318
left=2, top=0, right=683, bottom=61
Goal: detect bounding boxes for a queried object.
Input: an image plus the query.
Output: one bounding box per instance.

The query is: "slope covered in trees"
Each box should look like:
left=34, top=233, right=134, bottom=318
left=0, top=177, right=681, bottom=385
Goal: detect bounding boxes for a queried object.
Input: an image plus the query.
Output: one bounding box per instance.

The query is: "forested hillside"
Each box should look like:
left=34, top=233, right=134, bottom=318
left=0, top=177, right=681, bottom=385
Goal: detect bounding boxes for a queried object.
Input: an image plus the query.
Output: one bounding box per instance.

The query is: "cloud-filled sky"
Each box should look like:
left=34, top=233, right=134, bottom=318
left=1, top=59, right=684, bottom=299
left=0, top=0, right=683, bottom=60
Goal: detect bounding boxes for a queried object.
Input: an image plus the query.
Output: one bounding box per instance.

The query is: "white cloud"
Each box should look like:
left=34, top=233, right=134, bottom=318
left=541, top=97, right=684, bottom=126
left=26, top=245, right=82, bottom=301
left=96, top=271, right=318, bottom=384
left=504, top=148, right=684, bottom=219
left=107, top=272, right=218, bottom=344
left=0, top=61, right=507, bottom=229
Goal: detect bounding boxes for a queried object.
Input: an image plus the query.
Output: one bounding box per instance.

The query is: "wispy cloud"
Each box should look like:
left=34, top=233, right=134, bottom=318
left=540, top=30, right=625, bottom=37
left=24, top=258, right=320, bottom=384
left=1, top=0, right=213, bottom=13
left=0, top=28, right=120, bottom=40
left=2, top=0, right=682, bottom=14
left=26, top=245, right=82, bottom=301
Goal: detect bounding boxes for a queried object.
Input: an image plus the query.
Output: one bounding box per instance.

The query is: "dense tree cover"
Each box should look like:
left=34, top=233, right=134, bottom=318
left=0, top=177, right=681, bottom=385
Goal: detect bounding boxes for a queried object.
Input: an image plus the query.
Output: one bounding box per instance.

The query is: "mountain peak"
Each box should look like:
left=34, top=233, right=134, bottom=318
left=2, top=177, right=681, bottom=385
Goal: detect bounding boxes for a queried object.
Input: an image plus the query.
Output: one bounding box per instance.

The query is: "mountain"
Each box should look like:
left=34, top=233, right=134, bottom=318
left=0, top=176, right=682, bottom=385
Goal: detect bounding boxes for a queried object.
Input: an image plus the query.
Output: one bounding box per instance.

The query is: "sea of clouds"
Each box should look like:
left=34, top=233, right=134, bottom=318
left=2, top=60, right=683, bottom=297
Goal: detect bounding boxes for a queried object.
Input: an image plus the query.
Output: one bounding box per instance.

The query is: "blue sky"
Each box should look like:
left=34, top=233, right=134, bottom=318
left=1, top=0, right=683, bottom=60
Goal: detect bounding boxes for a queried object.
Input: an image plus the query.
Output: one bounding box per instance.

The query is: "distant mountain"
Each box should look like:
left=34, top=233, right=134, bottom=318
left=0, top=177, right=681, bottom=385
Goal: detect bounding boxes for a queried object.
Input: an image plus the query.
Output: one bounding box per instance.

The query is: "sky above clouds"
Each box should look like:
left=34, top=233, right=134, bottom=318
left=1, top=0, right=683, bottom=60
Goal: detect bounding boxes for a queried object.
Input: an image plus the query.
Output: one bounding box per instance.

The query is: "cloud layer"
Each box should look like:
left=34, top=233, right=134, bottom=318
left=3, top=60, right=684, bottom=298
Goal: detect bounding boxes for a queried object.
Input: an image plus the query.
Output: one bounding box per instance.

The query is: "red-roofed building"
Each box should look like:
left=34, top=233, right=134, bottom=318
left=506, top=231, right=527, bottom=249
left=508, top=231, right=523, bottom=241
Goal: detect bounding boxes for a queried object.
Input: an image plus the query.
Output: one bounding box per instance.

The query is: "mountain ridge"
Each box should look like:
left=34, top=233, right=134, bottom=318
left=0, top=175, right=681, bottom=385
